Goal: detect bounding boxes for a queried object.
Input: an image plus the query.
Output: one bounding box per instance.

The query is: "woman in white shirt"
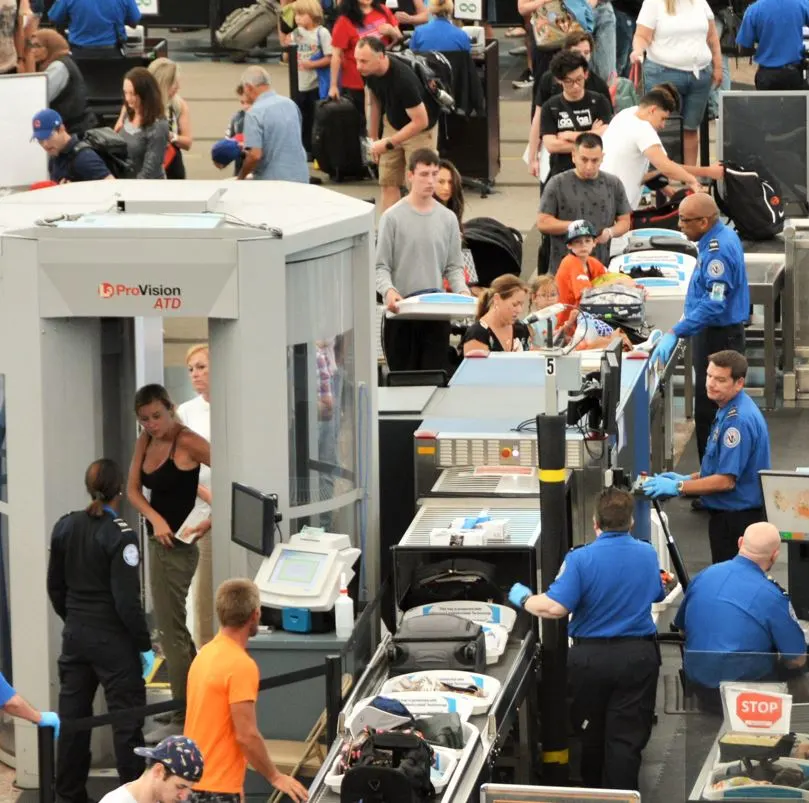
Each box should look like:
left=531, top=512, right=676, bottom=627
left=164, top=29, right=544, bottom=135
left=176, top=344, right=213, bottom=647
left=630, top=0, right=722, bottom=165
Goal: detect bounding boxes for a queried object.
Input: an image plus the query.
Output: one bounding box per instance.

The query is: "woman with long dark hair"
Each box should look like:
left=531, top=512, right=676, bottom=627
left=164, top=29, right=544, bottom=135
left=116, top=66, right=170, bottom=179
left=327, top=0, right=402, bottom=122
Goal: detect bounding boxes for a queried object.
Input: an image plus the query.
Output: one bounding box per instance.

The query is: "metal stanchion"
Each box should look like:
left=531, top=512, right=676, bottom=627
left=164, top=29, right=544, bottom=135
left=37, top=727, right=56, bottom=803
left=699, top=111, right=710, bottom=168
left=324, top=654, right=342, bottom=745
left=537, top=413, right=569, bottom=785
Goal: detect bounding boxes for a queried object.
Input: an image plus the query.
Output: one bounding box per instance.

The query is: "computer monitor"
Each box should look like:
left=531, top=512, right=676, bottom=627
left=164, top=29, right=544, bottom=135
left=760, top=470, right=809, bottom=542
left=268, top=548, right=332, bottom=595
left=600, top=338, right=623, bottom=439
left=230, top=482, right=277, bottom=556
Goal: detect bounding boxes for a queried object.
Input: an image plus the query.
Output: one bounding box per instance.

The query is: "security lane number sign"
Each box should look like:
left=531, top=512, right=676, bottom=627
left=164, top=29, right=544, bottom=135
left=454, top=0, right=482, bottom=21
left=135, top=0, right=159, bottom=16
left=722, top=684, right=792, bottom=734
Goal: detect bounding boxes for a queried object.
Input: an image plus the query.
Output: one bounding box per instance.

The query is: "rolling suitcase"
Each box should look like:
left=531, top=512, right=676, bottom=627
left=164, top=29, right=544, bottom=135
left=216, top=0, right=279, bottom=52
left=623, top=232, right=697, bottom=258
left=386, top=613, right=486, bottom=675
left=311, top=97, right=368, bottom=182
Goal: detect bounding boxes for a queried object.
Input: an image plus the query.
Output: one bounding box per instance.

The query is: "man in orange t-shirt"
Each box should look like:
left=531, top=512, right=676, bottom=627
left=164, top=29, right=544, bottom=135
left=555, top=219, right=607, bottom=326
left=184, top=579, right=308, bottom=803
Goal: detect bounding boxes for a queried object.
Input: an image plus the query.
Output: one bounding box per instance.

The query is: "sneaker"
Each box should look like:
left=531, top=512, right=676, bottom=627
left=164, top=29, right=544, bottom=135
left=511, top=69, right=534, bottom=90
left=509, top=45, right=528, bottom=56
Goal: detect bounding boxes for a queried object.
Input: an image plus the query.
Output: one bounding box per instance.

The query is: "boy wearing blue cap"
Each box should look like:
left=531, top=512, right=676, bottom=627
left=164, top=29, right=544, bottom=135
left=32, top=109, right=111, bottom=183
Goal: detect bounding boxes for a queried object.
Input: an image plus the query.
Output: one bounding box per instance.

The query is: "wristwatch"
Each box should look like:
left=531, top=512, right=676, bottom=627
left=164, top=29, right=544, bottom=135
left=676, top=481, right=686, bottom=496
left=385, top=139, right=395, bottom=151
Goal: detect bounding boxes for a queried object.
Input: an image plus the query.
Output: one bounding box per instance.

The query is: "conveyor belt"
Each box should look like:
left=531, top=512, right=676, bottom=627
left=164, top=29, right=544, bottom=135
left=306, top=630, right=538, bottom=803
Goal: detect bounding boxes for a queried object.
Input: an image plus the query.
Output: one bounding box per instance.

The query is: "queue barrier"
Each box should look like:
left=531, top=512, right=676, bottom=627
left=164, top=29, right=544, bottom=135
left=37, top=654, right=344, bottom=803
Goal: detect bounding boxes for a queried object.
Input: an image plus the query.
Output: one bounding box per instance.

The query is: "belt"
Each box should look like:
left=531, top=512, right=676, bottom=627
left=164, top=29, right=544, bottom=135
left=759, top=63, right=801, bottom=70
left=572, top=635, right=657, bottom=645
left=706, top=507, right=763, bottom=515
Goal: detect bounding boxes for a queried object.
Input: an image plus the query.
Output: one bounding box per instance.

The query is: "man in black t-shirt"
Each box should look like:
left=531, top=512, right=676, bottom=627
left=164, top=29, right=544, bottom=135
left=356, top=36, right=437, bottom=213
left=539, top=49, right=612, bottom=180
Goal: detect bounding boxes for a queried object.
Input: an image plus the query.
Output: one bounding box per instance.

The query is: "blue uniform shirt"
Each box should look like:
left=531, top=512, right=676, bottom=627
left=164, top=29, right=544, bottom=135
left=736, top=0, right=809, bottom=69
left=674, top=555, right=806, bottom=688
left=700, top=389, right=771, bottom=511
left=546, top=531, right=665, bottom=638
left=410, top=18, right=472, bottom=52
left=0, top=673, right=14, bottom=708
left=672, top=221, right=749, bottom=339
left=48, top=0, right=141, bottom=47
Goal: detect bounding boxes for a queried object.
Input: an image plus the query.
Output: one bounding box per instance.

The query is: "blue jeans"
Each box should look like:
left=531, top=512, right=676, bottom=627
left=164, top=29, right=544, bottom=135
left=708, top=16, right=731, bottom=118
left=591, top=1, right=617, bottom=81
left=643, top=59, right=713, bottom=129
left=614, top=9, right=636, bottom=79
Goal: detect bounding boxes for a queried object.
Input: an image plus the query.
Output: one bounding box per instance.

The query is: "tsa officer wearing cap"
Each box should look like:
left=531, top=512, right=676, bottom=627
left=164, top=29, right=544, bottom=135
left=47, top=459, right=155, bottom=803
left=644, top=350, right=770, bottom=564
left=651, top=193, right=749, bottom=467
left=99, top=736, right=205, bottom=803
left=509, top=488, right=665, bottom=791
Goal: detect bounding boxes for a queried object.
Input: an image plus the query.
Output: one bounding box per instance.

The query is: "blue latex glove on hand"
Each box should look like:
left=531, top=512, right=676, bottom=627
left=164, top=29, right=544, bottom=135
left=659, top=472, right=690, bottom=482
left=651, top=332, right=679, bottom=369
left=38, top=711, right=60, bottom=738
left=508, top=582, right=532, bottom=609
left=643, top=476, right=680, bottom=499
left=140, top=649, right=156, bottom=680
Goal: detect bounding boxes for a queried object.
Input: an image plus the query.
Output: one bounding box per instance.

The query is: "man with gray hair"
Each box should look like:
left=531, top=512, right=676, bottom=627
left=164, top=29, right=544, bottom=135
left=238, top=66, right=309, bottom=183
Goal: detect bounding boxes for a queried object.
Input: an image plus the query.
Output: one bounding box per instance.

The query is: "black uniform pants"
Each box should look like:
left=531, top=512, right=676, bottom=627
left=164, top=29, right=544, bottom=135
left=383, top=318, right=451, bottom=373
left=693, top=323, right=745, bottom=462
left=57, top=622, right=145, bottom=803
left=755, top=64, right=806, bottom=91
left=568, top=638, right=660, bottom=791
left=708, top=507, right=765, bottom=564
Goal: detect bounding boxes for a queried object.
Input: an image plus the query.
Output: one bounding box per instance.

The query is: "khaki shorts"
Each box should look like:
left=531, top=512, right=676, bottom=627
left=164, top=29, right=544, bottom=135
left=378, top=118, right=439, bottom=187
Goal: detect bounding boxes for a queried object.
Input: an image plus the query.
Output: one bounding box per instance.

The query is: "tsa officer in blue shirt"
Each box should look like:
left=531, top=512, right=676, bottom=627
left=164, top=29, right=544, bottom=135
left=737, top=0, right=809, bottom=91
left=48, top=0, right=141, bottom=54
left=674, top=522, right=806, bottom=709
left=509, top=488, right=665, bottom=791
left=652, top=193, right=749, bottom=468
left=409, top=0, right=472, bottom=53
left=645, top=350, right=771, bottom=564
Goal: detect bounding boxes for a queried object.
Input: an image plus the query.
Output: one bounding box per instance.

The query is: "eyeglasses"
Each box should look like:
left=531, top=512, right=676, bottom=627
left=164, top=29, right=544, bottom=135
left=678, top=215, right=706, bottom=223
left=561, top=75, right=586, bottom=86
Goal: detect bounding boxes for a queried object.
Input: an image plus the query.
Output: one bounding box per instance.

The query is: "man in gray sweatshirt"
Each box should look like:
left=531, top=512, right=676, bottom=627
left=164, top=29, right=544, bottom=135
left=376, top=148, right=470, bottom=373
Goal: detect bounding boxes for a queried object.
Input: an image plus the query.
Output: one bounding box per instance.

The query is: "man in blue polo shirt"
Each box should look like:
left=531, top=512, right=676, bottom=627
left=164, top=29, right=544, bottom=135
left=674, top=522, right=806, bottom=707
left=48, top=0, right=140, bottom=53
left=32, top=110, right=112, bottom=183
left=509, top=487, right=664, bottom=791
left=737, top=0, right=809, bottom=91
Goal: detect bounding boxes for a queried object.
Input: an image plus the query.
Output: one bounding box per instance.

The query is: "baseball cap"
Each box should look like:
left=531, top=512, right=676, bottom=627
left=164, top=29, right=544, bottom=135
left=31, top=109, right=63, bottom=141
left=566, top=219, right=597, bottom=244
left=211, top=138, right=241, bottom=166
left=134, top=736, right=204, bottom=782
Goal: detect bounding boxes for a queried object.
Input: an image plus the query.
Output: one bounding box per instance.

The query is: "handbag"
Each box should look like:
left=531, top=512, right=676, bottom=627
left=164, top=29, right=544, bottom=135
left=717, top=5, right=742, bottom=55
left=531, top=0, right=584, bottom=50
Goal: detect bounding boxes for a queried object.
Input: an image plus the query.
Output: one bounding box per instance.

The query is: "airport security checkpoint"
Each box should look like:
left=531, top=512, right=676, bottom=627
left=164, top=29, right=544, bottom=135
left=0, top=176, right=806, bottom=803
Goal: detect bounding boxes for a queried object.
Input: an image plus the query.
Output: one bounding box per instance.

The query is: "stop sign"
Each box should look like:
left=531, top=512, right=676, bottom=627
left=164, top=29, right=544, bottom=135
left=736, top=692, right=784, bottom=728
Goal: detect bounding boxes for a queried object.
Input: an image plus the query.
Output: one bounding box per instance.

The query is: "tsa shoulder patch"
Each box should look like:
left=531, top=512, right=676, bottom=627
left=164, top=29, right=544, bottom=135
left=708, top=239, right=720, bottom=252
left=122, top=544, right=140, bottom=567
left=707, top=259, right=725, bottom=278
left=723, top=426, right=741, bottom=449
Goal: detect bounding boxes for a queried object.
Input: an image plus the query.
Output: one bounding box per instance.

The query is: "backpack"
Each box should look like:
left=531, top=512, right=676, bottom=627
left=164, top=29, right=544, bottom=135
left=713, top=161, right=785, bottom=241
left=72, top=128, right=134, bottom=179
left=391, top=51, right=455, bottom=114
left=340, top=731, right=434, bottom=803
left=609, top=75, right=639, bottom=113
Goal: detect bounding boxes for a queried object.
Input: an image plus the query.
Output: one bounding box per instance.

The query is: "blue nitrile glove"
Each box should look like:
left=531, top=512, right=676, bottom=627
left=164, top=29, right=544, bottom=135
left=643, top=476, right=680, bottom=499
left=651, top=332, right=678, bottom=369
left=509, top=582, right=532, bottom=609
left=140, top=649, right=156, bottom=680
left=659, top=472, right=690, bottom=482
left=38, top=711, right=60, bottom=738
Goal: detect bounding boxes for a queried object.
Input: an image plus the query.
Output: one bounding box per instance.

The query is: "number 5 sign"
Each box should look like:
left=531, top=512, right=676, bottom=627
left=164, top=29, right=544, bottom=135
left=136, top=0, right=159, bottom=16
left=454, top=0, right=482, bottom=21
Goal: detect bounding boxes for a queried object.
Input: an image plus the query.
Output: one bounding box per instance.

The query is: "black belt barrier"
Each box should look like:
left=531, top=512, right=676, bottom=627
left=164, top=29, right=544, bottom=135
left=38, top=654, right=343, bottom=803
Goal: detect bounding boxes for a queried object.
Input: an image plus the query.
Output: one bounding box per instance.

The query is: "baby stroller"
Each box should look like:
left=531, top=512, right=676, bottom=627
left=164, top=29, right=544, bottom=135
left=463, top=218, right=523, bottom=288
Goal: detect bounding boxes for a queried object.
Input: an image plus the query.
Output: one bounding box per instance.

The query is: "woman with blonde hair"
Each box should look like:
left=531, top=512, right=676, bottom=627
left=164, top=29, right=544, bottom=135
left=409, top=0, right=471, bottom=51
left=462, top=275, right=530, bottom=355
left=630, top=0, right=722, bottom=165
left=29, top=29, right=96, bottom=135
left=148, top=57, right=193, bottom=179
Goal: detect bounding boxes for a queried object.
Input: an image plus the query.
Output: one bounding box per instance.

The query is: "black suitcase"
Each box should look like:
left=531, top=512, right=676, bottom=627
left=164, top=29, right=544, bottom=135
left=401, top=557, right=503, bottom=609
left=311, top=98, right=368, bottom=182
left=387, top=614, right=486, bottom=675
left=623, top=233, right=697, bottom=258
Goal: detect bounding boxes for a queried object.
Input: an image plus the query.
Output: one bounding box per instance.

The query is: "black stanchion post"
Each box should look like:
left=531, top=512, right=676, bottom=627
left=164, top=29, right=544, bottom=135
left=324, top=654, right=341, bottom=745
left=537, top=413, right=569, bottom=785
left=37, top=727, right=56, bottom=803
left=699, top=111, right=710, bottom=168
left=286, top=45, right=299, bottom=104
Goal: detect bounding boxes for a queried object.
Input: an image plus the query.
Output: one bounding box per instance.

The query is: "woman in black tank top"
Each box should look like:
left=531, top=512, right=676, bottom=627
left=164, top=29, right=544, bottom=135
left=126, top=384, right=210, bottom=734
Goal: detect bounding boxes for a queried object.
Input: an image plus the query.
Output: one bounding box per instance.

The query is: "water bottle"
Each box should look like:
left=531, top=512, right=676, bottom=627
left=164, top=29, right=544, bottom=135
left=334, top=574, right=354, bottom=639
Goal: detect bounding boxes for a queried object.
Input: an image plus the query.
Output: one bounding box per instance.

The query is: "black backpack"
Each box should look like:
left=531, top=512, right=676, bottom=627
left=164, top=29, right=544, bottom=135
left=713, top=161, right=785, bottom=241
left=341, top=732, right=434, bottom=803
left=392, top=51, right=455, bottom=115
left=71, top=128, right=134, bottom=179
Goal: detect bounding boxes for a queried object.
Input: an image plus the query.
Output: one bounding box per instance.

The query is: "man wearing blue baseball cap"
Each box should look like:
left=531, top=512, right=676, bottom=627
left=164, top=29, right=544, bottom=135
left=32, top=109, right=112, bottom=183
left=99, top=736, right=204, bottom=803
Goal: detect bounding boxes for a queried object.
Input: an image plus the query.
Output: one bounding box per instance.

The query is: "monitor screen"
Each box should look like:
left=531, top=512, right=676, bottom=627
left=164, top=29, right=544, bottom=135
left=270, top=549, right=328, bottom=594
left=231, top=483, right=276, bottom=556
left=760, top=470, right=809, bottom=542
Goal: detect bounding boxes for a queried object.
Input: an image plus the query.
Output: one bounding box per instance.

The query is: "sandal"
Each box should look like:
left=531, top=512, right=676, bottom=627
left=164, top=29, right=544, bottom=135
left=505, top=25, right=525, bottom=37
